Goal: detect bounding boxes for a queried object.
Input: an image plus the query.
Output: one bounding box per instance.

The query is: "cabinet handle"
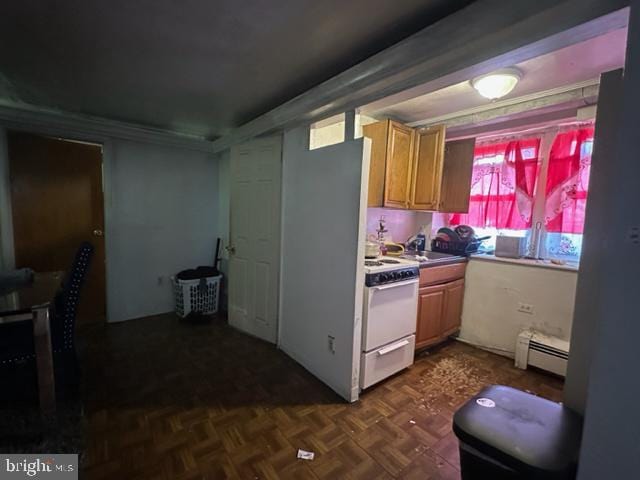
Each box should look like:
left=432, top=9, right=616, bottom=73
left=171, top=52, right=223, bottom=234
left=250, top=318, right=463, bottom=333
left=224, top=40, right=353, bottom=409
left=378, top=340, right=410, bottom=356
left=372, top=279, right=418, bottom=291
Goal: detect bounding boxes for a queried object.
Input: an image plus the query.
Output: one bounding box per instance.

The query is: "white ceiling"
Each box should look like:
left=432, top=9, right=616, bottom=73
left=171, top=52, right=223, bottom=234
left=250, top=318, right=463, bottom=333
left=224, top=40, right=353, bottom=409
left=0, top=0, right=475, bottom=140
left=361, top=27, right=628, bottom=124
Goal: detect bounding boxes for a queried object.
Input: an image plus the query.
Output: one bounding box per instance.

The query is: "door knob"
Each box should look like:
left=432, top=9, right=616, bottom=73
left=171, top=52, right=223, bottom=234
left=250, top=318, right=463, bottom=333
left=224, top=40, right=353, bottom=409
left=93, top=229, right=104, bottom=237
left=225, top=245, right=236, bottom=255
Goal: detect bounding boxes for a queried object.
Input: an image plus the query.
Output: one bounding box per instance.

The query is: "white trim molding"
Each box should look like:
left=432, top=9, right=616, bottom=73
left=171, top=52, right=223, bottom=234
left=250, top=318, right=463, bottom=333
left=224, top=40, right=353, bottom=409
left=0, top=100, right=213, bottom=153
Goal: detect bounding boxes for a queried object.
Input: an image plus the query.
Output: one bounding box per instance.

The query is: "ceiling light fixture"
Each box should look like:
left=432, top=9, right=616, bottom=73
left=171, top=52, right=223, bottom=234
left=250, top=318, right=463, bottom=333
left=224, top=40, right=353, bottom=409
left=471, top=67, right=523, bottom=100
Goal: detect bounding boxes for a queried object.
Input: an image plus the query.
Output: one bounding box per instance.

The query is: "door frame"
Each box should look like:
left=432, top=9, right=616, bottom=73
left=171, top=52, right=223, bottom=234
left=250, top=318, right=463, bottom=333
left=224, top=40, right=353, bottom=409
left=227, top=135, right=283, bottom=343
left=0, top=124, right=111, bottom=320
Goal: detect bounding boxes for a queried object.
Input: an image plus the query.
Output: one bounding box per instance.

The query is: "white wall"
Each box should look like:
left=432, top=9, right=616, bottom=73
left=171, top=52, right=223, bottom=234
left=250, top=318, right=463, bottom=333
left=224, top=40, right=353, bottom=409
left=564, top=70, right=623, bottom=415
left=103, top=139, right=219, bottom=322
left=459, top=258, right=578, bottom=356
left=576, top=2, right=640, bottom=477
left=0, top=130, right=220, bottom=322
left=279, top=126, right=369, bottom=402
left=367, top=208, right=432, bottom=244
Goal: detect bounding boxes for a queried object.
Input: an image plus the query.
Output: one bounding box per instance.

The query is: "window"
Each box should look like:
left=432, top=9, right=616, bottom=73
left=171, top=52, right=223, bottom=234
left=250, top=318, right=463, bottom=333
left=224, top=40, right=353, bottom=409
left=309, top=113, right=345, bottom=150
left=449, top=138, right=541, bottom=253
left=444, top=126, right=595, bottom=262
left=308, top=112, right=377, bottom=150
left=541, top=129, right=594, bottom=262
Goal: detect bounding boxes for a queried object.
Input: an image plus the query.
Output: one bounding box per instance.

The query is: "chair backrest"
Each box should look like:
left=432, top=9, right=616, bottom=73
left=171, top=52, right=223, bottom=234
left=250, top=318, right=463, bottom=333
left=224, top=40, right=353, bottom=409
left=52, top=241, right=94, bottom=353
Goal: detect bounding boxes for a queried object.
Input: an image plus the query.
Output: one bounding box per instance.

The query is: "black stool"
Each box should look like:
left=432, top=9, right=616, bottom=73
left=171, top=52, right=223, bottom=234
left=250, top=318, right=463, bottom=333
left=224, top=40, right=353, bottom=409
left=453, top=385, right=582, bottom=479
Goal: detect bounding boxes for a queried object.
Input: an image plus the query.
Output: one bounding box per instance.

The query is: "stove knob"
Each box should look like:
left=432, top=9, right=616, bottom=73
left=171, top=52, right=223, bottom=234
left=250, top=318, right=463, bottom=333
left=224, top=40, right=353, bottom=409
left=380, top=273, right=388, bottom=282
left=390, top=272, right=398, bottom=280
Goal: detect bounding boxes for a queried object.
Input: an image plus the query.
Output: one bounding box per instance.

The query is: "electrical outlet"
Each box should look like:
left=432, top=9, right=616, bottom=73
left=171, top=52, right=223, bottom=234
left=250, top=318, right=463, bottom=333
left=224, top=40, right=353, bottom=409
left=328, top=335, right=336, bottom=354
left=517, top=302, right=534, bottom=314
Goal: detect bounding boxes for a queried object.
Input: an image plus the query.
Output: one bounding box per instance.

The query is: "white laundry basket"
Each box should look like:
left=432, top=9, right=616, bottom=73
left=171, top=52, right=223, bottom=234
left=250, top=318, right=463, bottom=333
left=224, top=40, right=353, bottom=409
left=172, top=275, right=221, bottom=317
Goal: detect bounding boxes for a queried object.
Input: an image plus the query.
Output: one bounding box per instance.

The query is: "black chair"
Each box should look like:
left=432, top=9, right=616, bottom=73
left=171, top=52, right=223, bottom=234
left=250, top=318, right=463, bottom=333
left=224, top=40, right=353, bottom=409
left=51, top=241, right=94, bottom=384
left=0, top=241, right=94, bottom=392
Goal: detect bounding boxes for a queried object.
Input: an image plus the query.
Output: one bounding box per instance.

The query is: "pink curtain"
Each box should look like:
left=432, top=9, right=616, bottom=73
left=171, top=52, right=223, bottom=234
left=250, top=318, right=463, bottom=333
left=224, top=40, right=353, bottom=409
left=544, top=128, right=594, bottom=234
left=451, top=139, right=540, bottom=229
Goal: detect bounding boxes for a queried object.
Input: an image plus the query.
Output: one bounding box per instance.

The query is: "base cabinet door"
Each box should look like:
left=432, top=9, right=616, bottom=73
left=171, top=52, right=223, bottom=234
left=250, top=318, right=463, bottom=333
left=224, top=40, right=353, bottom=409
left=415, top=284, right=445, bottom=349
left=442, top=279, right=465, bottom=336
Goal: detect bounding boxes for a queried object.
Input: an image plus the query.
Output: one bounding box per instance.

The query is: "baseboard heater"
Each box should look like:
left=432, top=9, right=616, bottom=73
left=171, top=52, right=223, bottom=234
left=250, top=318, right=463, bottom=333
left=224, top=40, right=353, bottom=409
left=515, top=331, right=570, bottom=376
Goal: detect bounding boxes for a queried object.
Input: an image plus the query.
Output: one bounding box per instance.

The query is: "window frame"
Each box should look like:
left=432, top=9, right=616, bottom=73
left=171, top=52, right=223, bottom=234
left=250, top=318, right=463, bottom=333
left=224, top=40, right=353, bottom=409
left=451, top=123, right=594, bottom=263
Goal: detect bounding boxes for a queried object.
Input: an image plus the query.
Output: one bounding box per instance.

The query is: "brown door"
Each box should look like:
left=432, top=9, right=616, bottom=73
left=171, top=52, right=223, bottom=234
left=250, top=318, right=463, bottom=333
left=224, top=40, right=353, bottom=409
left=442, top=279, right=465, bottom=336
left=415, top=284, right=445, bottom=349
left=410, top=125, right=446, bottom=210
left=384, top=121, right=414, bottom=208
left=8, top=132, right=106, bottom=325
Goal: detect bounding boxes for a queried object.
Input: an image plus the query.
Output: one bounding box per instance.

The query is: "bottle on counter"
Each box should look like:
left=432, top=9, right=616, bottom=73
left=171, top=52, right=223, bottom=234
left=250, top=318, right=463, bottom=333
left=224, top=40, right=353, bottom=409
left=416, top=225, right=428, bottom=252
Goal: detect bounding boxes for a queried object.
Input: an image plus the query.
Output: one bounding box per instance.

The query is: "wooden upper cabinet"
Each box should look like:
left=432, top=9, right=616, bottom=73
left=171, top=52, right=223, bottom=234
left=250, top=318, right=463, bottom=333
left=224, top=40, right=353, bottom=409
left=363, top=119, right=414, bottom=208
left=439, top=138, right=476, bottom=213
left=362, top=121, right=388, bottom=207
left=410, top=125, right=446, bottom=210
left=363, top=119, right=475, bottom=212
left=384, top=121, right=414, bottom=208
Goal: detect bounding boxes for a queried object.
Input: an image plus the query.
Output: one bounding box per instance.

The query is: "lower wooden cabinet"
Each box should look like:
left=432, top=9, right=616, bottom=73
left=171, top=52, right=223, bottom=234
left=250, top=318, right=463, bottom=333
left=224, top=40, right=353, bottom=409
left=415, top=278, right=465, bottom=350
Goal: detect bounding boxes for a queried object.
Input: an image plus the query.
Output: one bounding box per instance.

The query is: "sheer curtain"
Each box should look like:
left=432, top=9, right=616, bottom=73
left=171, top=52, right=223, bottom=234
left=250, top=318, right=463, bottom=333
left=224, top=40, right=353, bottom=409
left=544, top=127, right=594, bottom=234
left=450, top=138, right=540, bottom=229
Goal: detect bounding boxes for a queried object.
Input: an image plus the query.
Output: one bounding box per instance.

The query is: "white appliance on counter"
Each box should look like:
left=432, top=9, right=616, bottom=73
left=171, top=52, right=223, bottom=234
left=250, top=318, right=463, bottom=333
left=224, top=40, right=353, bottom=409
left=360, top=257, right=419, bottom=389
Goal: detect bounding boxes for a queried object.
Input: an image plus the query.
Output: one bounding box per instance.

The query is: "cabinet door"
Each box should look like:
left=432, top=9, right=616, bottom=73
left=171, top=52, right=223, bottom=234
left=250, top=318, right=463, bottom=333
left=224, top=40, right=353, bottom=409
left=383, top=121, right=414, bottom=208
left=439, top=138, right=476, bottom=213
left=415, top=284, right=445, bottom=350
left=442, top=279, right=465, bottom=336
left=409, top=125, right=446, bottom=210
left=362, top=121, right=389, bottom=207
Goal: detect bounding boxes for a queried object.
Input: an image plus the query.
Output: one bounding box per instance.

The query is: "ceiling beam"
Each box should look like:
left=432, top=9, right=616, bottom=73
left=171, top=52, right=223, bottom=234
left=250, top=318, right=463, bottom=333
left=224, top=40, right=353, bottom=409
left=210, top=0, right=628, bottom=153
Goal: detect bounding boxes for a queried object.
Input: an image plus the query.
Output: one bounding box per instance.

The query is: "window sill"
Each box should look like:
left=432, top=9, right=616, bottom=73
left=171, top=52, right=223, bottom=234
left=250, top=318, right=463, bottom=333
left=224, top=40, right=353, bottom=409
left=470, top=253, right=579, bottom=272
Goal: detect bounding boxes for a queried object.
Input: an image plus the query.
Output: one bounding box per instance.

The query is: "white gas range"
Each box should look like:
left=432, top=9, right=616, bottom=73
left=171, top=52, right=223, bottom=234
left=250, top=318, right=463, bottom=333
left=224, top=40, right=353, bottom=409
left=360, top=257, right=420, bottom=390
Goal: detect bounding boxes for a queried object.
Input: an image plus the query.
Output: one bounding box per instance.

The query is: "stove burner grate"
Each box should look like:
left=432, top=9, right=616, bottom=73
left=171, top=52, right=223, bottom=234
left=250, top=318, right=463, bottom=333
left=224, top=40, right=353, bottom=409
left=365, top=260, right=383, bottom=267
left=380, top=259, right=401, bottom=264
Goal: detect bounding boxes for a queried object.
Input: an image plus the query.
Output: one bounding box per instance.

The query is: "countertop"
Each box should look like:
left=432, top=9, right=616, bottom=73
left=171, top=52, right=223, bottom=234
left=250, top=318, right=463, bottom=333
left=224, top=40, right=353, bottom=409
left=470, top=252, right=579, bottom=272
left=402, top=251, right=468, bottom=269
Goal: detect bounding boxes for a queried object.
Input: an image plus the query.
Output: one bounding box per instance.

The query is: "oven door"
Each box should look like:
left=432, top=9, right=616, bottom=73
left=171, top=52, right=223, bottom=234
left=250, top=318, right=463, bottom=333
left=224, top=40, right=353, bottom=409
left=362, top=278, right=418, bottom=352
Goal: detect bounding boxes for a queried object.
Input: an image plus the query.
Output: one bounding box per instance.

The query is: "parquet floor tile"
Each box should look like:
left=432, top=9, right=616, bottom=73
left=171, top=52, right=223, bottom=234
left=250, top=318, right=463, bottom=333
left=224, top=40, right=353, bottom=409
left=79, top=313, right=563, bottom=479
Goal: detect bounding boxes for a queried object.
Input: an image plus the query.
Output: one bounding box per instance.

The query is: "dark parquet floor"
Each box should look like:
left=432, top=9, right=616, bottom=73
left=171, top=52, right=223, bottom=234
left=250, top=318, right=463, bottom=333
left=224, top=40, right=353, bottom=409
left=79, top=313, right=563, bottom=479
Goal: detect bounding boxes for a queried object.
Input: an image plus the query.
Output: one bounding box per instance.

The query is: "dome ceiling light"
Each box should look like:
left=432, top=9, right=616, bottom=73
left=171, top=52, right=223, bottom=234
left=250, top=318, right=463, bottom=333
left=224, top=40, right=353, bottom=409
left=471, top=67, right=523, bottom=100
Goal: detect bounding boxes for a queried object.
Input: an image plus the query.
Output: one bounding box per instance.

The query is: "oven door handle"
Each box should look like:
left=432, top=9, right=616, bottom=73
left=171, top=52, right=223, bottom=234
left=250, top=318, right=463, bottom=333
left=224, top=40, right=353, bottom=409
left=371, top=279, right=418, bottom=291
left=378, top=339, right=410, bottom=356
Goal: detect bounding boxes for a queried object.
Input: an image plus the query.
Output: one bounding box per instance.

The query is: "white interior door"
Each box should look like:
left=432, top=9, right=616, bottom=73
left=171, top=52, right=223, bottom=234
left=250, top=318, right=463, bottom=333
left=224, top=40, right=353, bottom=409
left=229, top=136, right=282, bottom=343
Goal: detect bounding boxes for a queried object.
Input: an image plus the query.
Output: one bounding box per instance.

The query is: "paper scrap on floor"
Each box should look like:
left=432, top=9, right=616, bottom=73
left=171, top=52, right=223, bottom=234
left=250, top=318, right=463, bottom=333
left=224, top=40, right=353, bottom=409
left=297, top=449, right=315, bottom=460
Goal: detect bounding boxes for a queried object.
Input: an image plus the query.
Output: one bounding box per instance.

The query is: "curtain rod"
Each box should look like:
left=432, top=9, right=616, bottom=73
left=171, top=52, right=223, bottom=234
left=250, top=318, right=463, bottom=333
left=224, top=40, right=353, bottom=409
left=476, top=120, right=595, bottom=145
